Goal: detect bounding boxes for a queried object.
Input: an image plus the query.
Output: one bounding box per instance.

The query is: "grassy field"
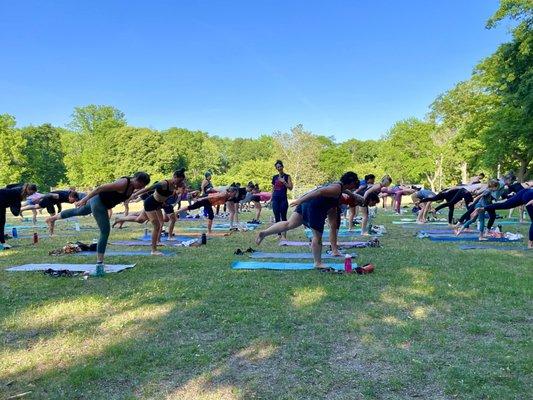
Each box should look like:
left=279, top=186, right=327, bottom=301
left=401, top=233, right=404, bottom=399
left=1, top=206, right=531, bottom=399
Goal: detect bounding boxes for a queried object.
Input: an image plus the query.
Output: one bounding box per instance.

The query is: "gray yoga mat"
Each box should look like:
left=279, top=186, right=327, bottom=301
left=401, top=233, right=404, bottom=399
left=249, top=252, right=354, bottom=259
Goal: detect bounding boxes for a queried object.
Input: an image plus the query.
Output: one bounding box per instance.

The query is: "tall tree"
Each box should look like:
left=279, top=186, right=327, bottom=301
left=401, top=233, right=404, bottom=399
left=19, top=124, right=67, bottom=189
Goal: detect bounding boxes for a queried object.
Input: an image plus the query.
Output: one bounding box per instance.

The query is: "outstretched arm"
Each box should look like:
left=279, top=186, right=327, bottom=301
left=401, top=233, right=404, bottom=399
left=76, top=178, right=129, bottom=207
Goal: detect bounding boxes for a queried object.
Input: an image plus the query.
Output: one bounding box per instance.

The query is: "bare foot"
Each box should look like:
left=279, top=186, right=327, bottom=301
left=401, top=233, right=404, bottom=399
left=112, top=219, right=123, bottom=229
left=151, top=251, right=164, bottom=256
left=314, top=262, right=329, bottom=270
left=361, top=232, right=370, bottom=237
left=455, top=227, right=465, bottom=236
left=478, top=236, right=489, bottom=241
left=255, top=232, right=265, bottom=245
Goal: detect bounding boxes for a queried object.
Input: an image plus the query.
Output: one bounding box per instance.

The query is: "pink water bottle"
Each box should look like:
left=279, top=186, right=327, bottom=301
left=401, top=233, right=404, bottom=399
left=344, top=254, right=353, bottom=273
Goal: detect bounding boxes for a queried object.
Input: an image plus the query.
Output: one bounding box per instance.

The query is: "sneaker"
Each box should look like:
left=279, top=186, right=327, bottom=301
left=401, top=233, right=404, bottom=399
left=2, top=243, right=12, bottom=250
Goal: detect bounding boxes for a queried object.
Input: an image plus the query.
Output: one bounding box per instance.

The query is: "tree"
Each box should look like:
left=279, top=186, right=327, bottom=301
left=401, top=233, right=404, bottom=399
left=19, top=124, right=66, bottom=189
left=380, top=118, right=438, bottom=187
left=272, top=125, right=328, bottom=195
left=0, top=114, right=26, bottom=186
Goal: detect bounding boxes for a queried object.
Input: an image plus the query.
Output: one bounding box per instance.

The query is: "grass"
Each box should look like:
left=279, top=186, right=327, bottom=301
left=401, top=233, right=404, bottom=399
left=0, top=205, right=531, bottom=399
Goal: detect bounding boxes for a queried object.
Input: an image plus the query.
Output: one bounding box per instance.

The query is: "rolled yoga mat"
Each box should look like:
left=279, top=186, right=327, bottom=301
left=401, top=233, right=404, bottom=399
left=232, top=261, right=347, bottom=271
left=6, top=263, right=136, bottom=273
left=249, top=251, right=354, bottom=259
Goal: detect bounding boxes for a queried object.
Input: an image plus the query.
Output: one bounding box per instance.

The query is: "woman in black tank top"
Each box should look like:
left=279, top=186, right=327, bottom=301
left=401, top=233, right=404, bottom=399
left=46, top=172, right=151, bottom=268
left=129, top=169, right=187, bottom=255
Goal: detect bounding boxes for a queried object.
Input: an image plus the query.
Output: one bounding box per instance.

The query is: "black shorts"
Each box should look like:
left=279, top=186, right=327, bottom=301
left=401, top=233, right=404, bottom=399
left=163, top=203, right=175, bottom=214
left=143, top=195, right=163, bottom=212
left=251, top=195, right=261, bottom=202
left=39, top=198, right=58, bottom=215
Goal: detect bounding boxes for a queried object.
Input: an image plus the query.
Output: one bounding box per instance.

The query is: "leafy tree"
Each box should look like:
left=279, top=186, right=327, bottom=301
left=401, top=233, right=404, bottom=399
left=0, top=114, right=26, bottom=186
left=272, top=125, right=328, bottom=195
left=380, top=118, right=438, bottom=186
left=19, top=124, right=66, bottom=189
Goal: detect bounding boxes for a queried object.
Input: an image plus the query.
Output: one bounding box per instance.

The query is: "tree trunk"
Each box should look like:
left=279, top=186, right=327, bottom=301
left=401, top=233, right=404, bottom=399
left=517, top=158, right=530, bottom=182
left=426, top=173, right=436, bottom=192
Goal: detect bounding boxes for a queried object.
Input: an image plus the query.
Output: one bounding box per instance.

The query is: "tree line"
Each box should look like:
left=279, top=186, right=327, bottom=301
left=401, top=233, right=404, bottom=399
left=0, top=1, right=530, bottom=194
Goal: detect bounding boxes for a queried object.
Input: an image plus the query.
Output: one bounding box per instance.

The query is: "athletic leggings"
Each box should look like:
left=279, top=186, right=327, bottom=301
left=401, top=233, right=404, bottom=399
left=421, top=189, right=473, bottom=224
left=60, top=195, right=110, bottom=254
left=188, top=198, right=214, bottom=220
left=272, top=197, right=288, bottom=222
left=0, top=204, right=20, bottom=244
left=459, top=203, right=496, bottom=230
left=485, top=189, right=533, bottom=241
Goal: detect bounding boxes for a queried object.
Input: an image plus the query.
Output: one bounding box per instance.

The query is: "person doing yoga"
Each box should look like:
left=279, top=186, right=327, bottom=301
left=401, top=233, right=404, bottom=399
left=0, top=184, right=38, bottom=249
left=46, top=172, right=151, bottom=266
left=255, top=172, right=360, bottom=270
left=411, top=188, right=436, bottom=223
left=129, top=169, right=186, bottom=255
left=456, top=179, right=503, bottom=240
left=23, top=190, right=83, bottom=235
left=471, top=189, right=533, bottom=249
left=359, top=175, right=392, bottom=235
left=176, top=186, right=240, bottom=234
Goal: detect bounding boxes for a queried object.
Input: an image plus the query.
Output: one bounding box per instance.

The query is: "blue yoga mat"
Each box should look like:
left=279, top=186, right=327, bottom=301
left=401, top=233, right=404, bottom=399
left=232, top=261, right=347, bottom=271
left=419, top=230, right=479, bottom=235
left=429, top=236, right=518, bottom=242
left=186, top=226, right=256, bottom=231
left=74, top=250, right=175, bottom=256
left=5, top=225, right=48, bottom=230
left=458, top=245, right=530, bottom=251
left=249, top=252, right=354, bottom=259
left=393, top=221, right=448, bottom=225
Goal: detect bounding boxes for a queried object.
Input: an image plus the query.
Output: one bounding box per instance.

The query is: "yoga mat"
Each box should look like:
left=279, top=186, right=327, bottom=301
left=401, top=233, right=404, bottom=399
left=6, top=263, right=136, bottom=273
left=185, top=226, right=256, bottom=231
left=428, top=236, right=519, bottom=242
left=232, top=261, right=347, bottom=271
left=419, top=229, right=478, bottom=235
left=279, top=240, right=370, bottom=247
left=249, top=252, right=353, bottom=259
left=110, top=240, right=173, bottom=247
left=392, top=221, right=448, bottom=225
left=458, top=245, right=530, bottom=251
left=202, top=223, right=256, bottom=229
left=306, top=231, right=381, bottom=238
left=137, top=235, right=197, bottom=242
left=74, top=250, right=175, bottom=256
left=4, top=225, right=48, bottom=230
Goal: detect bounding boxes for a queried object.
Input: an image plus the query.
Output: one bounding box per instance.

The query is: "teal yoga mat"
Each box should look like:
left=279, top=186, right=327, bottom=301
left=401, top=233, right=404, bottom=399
left=232, top=261, right=347, bottom=271
left=249, top=252, right=354, bottom=259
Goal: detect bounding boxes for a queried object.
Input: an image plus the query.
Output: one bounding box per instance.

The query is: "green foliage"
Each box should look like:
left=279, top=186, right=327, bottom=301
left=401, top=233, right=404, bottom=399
left=0, top=114, right=26, bottom=186
left=380, top=118, right=437, bottom=184
left=19, top=124, right=66, bottom=189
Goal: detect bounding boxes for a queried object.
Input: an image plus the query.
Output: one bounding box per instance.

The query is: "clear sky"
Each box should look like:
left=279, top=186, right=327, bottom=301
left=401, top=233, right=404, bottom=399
left=0, top=0, right=512, bottom=141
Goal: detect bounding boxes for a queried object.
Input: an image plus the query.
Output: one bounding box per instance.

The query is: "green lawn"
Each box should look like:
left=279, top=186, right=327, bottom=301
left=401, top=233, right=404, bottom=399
left=1, top=208, right=531, bottom=399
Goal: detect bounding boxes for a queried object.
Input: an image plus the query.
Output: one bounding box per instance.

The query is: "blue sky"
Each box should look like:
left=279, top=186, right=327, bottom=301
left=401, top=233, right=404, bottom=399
left=0, top=0, right=511, bottom=141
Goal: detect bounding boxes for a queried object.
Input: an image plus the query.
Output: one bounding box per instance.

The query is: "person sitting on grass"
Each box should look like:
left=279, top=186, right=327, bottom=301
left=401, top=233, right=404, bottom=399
left=255, top=172, right=360, bottom=270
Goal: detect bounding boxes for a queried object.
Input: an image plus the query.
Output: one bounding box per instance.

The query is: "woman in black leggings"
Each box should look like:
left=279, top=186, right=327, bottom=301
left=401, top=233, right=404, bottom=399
left=0, top=184, right=38, bottom=249
left=420, top=188, right=475, bottom=224
left=270, top=160, right=293, bottom=239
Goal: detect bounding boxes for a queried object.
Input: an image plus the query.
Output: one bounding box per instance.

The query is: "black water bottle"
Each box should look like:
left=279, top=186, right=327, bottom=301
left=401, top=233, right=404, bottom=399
left=201, top=233, right=207, bottom=245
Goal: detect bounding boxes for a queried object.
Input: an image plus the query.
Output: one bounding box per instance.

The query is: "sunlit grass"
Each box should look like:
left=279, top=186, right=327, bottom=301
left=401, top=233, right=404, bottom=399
left=0, top=207, right=531, bottom=399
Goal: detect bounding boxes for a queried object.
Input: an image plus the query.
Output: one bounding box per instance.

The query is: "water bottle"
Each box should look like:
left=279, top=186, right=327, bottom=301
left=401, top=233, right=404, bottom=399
left=144, top=228, right=149, bottom=239
left=476, top=221, right=480, bottom=231
left=12, top=227, right=18, bottom=238
left=33, top=232, right=38, bottom=244
left=201, top=233, right=207, bottom=245
left=75, top=222, right=80, bottom=232
left=344, top=254, right=353, bottom=273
